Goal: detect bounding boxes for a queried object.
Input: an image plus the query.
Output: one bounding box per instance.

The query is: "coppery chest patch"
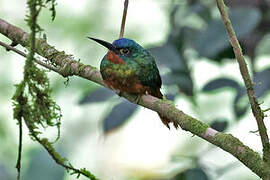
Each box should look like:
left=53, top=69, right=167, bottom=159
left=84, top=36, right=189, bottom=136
left=107, top=51, right=125, bottom=64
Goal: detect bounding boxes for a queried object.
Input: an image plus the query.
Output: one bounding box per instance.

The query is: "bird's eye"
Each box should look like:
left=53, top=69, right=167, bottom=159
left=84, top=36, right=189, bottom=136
left=120, top=48, right=130, bottom=55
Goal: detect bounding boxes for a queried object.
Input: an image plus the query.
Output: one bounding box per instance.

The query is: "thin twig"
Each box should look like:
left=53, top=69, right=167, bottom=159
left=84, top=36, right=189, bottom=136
left=0, top=41, right=61, bottom=74
left=15, top=117, right=22, bottom=180
left=216, top=0, right=270, bottom=164
left=119, top=0, right=129, bottom=38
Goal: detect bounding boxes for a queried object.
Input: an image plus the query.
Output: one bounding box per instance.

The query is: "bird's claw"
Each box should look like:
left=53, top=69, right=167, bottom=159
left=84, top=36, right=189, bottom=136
left=113, top=89, right=122, bottom=97
left=134, top=95, right=141, bottom=104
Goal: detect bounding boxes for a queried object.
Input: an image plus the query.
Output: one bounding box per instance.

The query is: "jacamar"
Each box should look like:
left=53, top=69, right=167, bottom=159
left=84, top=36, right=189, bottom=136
left=88, top=37, right=178, bottom=129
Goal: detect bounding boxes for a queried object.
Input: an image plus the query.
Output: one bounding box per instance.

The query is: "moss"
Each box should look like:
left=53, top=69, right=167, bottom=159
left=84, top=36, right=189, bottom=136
left=10, top=1, right=98, bottom=179
left=182, top=116, right=209, bottom=135
left=13, top=0, right=62, bottom=145
left=77, top=63, right=94, bottom=74
left=35, top=38, right=47, bottom=54
left=78, top=63, right=88, bottom=73
left=263, top=145, right=270, bottom=165
left=79, top=168, right=98, bottom=179
left=152, top=97, right=270, bottom=178
left=61, top=61, right=74, bottom=77
left=162, top=98, right=174, bottom=105
left=41, top=138, right=67, bottom=163
left=213, top=133, right=270, bottom=179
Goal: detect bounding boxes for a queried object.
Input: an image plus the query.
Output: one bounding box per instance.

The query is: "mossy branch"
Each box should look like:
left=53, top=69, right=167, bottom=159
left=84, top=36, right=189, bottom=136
left=15, top=117, right=22, bottom=180
left=216, top=0, right=270, bottom=165
left=7, top=0, right=97, bottom=179
left=1, top=18, right=270, bottom=179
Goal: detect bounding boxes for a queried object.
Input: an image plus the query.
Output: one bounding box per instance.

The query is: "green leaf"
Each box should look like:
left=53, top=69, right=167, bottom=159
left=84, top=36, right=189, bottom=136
left=103, top=100, right=137, bottom=133
left=196, top=7, right=261, bottom=59
left=24, top=148, right=65, bottom=180
left=79, top=88, right=115, bottom=104
left=173, top=168, right=208, bottom=180
left=149, top=42, right=185, bottom=71
left=162, top=72, right=194, bottom=96
left=210, top=118, right=228, bottom=132
left=255, top=33, right=270, bottom=56
left=202, top=78, right=249, bottom=118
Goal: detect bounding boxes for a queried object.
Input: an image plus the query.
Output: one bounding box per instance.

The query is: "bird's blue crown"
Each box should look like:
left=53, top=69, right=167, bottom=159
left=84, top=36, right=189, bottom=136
left=112, top=38, right=139, bottom=49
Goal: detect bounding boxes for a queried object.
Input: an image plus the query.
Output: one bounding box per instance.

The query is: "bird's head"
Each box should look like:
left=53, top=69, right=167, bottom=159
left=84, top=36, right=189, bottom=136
left=88, top=37, right=146, bottom=63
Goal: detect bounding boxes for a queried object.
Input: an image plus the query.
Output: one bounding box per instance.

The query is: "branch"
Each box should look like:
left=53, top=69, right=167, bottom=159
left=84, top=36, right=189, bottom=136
left=119, top=0, right=129, bottom=38
left=14, top=0, right=39, bottom=179
left=15, top=117, right=22, bottom=180
left=4, top=41, right=98, bottom=180
left=6, top=0, right=97, bottom=178
left=1, top=18, right=270, bottom=179
left=216, top=0, right=270, bottom=164
left=0, top=41, right=61, bottom=74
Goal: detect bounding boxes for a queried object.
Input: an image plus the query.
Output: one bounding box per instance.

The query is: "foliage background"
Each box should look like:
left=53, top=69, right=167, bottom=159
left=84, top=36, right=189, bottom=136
left=0, top=0, right=270, bottom=179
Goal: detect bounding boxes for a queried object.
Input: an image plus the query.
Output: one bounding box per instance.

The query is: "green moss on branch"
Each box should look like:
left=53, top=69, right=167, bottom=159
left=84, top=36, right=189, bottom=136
left=212, top=133, right=270, bottom=179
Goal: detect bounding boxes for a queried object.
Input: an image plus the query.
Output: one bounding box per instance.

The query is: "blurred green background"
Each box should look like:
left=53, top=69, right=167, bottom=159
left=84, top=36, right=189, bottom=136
left=0, top=0, right=270, bottom=179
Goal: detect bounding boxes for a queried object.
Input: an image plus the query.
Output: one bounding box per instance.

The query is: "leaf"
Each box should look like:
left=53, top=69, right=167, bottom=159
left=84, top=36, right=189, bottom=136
left=173, top=168, right=208, bottom=180
left=196, top=7, right=261, bottom=59
left=149, top=40, right=194, bottom=96
left=201, top=73, right=270, bottom=118
left=165, top=94, right=176, bottom=101
left=215, top=46, right=235, bottom=61
left=233, top=92, right=249, bottom=119
left=0, top=164, right=10, bottom=180
left=254, top=68, right=270, bottom=98
left=79, top=88, right=115, bottom=104
left=230, top=68, right=270, bottom=118
left=24, top=148, right=65, bottom=180
left=202, top=78, right=249, bottom=118
left=190, top=3, right=212, bottom=22
left=229, top=7, right=261, bottom=36
left=210, top=118, right=228, bottom=132
left=202, top=78, right=242, bottom=92
left=103, top=100, right=137, bottom=133
left=162, top=72, right=194, bottom=96
left=175, top=27, right=201, bottom=50
left=255, top=33, right=270, bottom=56
left=149, top=42, right=186, bottom=72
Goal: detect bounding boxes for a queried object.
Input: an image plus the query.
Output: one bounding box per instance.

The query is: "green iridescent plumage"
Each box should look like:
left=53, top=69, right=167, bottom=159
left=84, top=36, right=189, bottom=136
left=100, top=38, right=161, bottom=91
left=89, top=37, right=178, bottom=128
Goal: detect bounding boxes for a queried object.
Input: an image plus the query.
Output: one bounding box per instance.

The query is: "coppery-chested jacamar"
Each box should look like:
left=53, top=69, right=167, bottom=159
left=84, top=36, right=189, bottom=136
left=88, top=37, right=178, bottom=129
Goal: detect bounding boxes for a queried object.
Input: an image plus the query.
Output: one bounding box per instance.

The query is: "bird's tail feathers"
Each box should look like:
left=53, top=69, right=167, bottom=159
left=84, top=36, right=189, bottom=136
left=149, top=88, right=179, bottom=129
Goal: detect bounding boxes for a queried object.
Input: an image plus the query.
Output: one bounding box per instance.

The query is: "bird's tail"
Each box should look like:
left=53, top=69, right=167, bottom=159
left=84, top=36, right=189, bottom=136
left=149, top=88, right=179, bottom=129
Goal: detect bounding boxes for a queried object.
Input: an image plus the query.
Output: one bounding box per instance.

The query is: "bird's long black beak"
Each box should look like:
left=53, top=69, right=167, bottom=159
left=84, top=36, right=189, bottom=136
left=87, top=37, right=119, bottom=54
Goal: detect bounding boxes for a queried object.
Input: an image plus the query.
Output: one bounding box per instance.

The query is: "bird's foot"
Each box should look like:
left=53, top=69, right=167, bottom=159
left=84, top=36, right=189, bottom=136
left=133, top=95, right=141, bottom=104
left=114, top=89, right=123, bottom=97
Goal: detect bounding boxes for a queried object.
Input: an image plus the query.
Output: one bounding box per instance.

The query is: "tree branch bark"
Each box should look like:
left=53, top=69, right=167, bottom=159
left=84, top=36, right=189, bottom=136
left=0, top=40, right=60, bottom=73
left=1, top=18, right=270, bottom=179
left=119, top=0, right=129, bottom=38
left=216, top=0, right=270, bottom=165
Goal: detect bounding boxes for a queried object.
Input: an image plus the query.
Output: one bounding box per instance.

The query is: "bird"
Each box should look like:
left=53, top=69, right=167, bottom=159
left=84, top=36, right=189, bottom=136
left=88, top=37, right=178, bottom=129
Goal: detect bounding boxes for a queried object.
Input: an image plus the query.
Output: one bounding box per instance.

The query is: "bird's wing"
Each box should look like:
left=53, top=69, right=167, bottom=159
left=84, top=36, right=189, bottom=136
left=137, top=54, right=162, bottom=88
